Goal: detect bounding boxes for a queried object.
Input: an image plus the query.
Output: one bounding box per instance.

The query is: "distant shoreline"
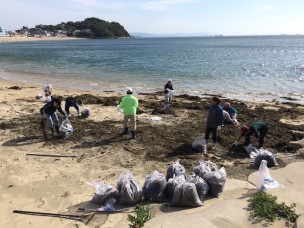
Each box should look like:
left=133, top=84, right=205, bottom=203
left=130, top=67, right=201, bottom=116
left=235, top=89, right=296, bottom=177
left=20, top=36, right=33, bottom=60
left=0, top=36, right=86, bottom=43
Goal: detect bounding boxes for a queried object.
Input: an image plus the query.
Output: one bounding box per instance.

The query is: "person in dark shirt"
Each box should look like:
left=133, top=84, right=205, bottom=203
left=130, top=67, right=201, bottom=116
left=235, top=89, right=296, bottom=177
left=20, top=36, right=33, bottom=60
left=204, top=96, right=223, bottom=152
left=40, top=98, right=66, bottom=135
left=164, top=78, right=174, bottom=110
left=233, top=121, right=268, bottom=148
left=65, top=97, right=81, bottom=117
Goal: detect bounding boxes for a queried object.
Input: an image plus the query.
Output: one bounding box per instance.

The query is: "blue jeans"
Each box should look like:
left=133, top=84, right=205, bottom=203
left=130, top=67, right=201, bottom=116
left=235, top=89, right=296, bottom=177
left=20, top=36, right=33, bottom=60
left=45, top=113, right=59, bottom=129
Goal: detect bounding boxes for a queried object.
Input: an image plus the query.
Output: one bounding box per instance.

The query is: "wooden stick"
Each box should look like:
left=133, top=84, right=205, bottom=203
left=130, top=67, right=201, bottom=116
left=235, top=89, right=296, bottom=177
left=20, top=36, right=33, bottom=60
left=13, top=210, right=86, bottom=220
left=26, top=154, right=77, bottom=158
left=78, top=207, right=134, bottom=213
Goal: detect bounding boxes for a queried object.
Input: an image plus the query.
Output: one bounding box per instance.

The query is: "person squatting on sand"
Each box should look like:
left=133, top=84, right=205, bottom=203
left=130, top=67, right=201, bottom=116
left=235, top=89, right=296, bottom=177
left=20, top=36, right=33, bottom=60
left=119, top=88, right=139, bottom=139
left=65, top=96, right=82, bottom=117
left=233, top=121, right=268, bottom=148
left=164, top=78, right=174, bottom=110
left=40, top=97, right=66, bottom=136
left=221, top=102, right=238, bottom=125
left=205, top=96, right=223, bottom=151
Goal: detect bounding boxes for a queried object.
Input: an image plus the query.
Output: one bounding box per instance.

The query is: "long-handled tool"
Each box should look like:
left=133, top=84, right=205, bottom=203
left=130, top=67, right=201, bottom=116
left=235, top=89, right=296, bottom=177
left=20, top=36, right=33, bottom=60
left=13, top=210, right=89, bottom=221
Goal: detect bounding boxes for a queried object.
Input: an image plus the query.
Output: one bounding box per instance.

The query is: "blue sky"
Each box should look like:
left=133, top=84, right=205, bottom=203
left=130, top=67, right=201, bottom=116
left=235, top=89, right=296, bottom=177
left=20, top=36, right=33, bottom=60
left=1, top=0, right=304, bottom=35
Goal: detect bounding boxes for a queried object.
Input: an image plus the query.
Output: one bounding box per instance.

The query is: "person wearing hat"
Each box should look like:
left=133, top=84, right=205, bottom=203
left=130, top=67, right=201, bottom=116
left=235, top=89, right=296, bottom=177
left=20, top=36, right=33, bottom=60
left=40, top=97, right=66, bottom=135
left=221, top=102, right=238, bottom=125
left=233, top=121, right=268, bottom=148
left=204, top=96, right=223, bottom=151
left=119, top=88, right=138, bottom=139
left=164, top=78, right=174, bottom=110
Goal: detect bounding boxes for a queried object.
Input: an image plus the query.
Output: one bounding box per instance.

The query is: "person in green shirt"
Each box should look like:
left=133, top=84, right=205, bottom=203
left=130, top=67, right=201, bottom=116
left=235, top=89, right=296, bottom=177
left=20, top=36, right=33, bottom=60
left=119, top=88, right=139, bottom=139
left=233, top=121, right=268, bottom=148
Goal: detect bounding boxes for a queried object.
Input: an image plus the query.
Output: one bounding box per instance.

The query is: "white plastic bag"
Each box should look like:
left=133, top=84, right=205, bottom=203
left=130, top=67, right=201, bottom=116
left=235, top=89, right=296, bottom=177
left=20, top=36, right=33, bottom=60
left=151, top=116, right=162, bottom=121
left=192, top=137, right=207, bottom=153
left=143, top=171, right=167, bottom=202
left=117, top=105, right=123, bottom=114
left=59, top=118, right=73, bottom=139
left=246, top=144, right=259, bottom=159
left=87, top=182, right=119, bottom=205
left=256, top=160, right=282, bottom=191
left=170, top=182, right=203, bottom=207
left=204, top=167, right=226, bottom=198
left=193, top=160, right=213, bottom=178
left=81, top=107, right=90, bottom=118
left=254, top=149, right=278, bottom=167
left=117, top=171, right=142, bottom=205
left=166, top=159, right=186, bottom=181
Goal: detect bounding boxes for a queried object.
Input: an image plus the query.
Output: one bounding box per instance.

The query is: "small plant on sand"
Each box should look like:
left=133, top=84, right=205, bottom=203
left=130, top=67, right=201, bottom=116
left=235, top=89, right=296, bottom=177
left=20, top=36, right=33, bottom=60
left=128, top=199, right=152, bottom=228
left=248, top=191, right=299, bottom=223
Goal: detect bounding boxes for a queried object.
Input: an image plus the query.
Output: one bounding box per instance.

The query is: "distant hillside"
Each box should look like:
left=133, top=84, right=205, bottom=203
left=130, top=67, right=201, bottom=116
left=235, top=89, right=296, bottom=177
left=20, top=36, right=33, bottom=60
left=16, top=17, right=130, bottom=39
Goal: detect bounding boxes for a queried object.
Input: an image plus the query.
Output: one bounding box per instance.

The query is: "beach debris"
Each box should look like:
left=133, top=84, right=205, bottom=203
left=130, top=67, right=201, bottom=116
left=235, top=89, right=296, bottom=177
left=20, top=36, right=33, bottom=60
left=192, top=137, right=207, bottom=153
left=204, top=167, right=226, bottom=198
left=166, top=159, right=186, bottom=181
left=256, top=160, right=283, bottom=191
left=253, top=149, right=278, bottom=167
left=170, top=182, right=203, bottom=207
left=186, top=174, right=209, bottom=201
left=192, top=160, right=217, bottom=178
left=246, top=144, right=259, bottom=158
left=36, top=94, right=43, bottom=100
left=81, top=107, right=90, bottom=118
left=8, top=86, right=22, bottom=90
left=151, top=116, right=162, bottom=121
left=143, top=171, right=167, bottom=202
left=12, top=210, right=87, bottom=221
left=15, top=112, right=20, bottom=116
left=59, top=118, right=73, bottom=139
left=88, top=182, right=119, bottom=205
left=26, top=153, right=76, bottom=158
left=165, top=175, right=186, bottom=200
left=117, top=171, right=142, bottom=205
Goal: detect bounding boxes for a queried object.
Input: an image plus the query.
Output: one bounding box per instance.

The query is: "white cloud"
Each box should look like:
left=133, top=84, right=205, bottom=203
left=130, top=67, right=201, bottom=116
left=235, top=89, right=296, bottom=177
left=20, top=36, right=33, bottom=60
left=259, top=4, right=273, bottom=12
left=141, top=0, right=199, bottom=12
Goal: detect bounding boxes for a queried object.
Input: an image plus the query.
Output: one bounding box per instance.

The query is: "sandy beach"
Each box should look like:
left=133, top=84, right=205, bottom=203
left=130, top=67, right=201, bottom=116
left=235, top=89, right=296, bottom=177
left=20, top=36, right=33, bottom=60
left=0, top=77, right=303, bottom=228
left=0, top=37, right=84, bottom=43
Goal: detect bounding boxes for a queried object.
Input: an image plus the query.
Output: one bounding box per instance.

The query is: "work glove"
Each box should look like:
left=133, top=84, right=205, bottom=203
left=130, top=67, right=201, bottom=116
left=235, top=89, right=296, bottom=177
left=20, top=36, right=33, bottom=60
left=217, top=126, right=221, bottom=131
left=233, top=140, right=238, bottom=146
left=78, top=112, right=81, bottom=117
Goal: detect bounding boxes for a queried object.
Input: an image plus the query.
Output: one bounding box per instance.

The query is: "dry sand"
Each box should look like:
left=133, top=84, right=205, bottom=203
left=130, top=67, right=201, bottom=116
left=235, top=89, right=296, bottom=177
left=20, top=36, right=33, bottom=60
left=0, top=78, right=303, bottom=227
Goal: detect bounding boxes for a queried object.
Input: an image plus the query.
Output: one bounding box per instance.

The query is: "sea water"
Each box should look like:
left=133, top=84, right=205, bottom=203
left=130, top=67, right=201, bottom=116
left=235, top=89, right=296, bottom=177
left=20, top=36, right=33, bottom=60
left=0, top=36, right=303, bottom=103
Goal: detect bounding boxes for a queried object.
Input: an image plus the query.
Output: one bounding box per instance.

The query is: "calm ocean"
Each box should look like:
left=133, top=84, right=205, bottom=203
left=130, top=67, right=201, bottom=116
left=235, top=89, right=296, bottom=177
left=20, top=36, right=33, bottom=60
left=0, top=36, right=304, bottom=103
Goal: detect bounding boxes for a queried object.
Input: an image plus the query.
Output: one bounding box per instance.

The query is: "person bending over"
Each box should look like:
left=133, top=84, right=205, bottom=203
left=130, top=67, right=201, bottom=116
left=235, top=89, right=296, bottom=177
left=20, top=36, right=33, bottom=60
left=65, top=97, right=82, bottom=117
left=40, top=97, right=66, bottom=135
left=233, top=121, right=268, bottom=148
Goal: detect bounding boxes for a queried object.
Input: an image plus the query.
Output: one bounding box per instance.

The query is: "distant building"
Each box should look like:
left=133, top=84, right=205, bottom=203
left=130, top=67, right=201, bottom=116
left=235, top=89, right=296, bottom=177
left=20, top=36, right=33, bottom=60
left=0, top=27, right=6, bottom=37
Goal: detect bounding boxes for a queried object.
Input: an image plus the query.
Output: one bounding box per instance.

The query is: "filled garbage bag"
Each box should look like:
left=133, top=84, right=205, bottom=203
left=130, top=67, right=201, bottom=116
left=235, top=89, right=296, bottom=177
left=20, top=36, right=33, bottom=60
left=192, top=137, right=207, bottom=153
left=253, top=149, right=278, bottom=167
left=257, top=160, right=282, bottom=191
left=204, top=167, right=226, bottom=198
left=246, top=144, right=259, bottom=159
left=88, top=182, right=119, bottom=205
left=166, top=159, right=186, bottom=181
left=143, top=171, right=167, bottom=202
left=117, top=171, right=142, bottom=205
left=192, top=160, right=217, bottom=178
left=81, top=107, right=90, bottom=118
left=165, top=175, right=186, bottom=200
left=170, top=182, right=203, bottom=207
left=59, top=118, right=73, bottom=139
left=186, top=175, right=209, bottom=201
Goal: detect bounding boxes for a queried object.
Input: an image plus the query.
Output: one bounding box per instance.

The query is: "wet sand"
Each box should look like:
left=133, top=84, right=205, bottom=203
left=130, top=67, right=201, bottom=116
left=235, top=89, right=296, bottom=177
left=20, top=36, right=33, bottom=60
left=0, top=78, right=303, bottom=227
